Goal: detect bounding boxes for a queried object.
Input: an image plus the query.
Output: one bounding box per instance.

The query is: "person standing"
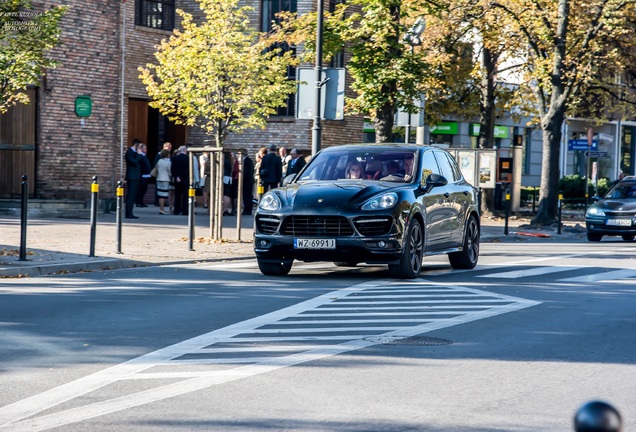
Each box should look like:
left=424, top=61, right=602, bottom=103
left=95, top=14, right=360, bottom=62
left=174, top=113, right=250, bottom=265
left=125, top=138, right=142, bottom=219
left=136, top=143, right=151, bottom=207
left=285, top=148, right=306, bottom=178
left=260, top=144, right=283, bottom=192
left=199, top=151, right=210, bottom=209
left=153, top=142, right=172, bottom=206
left=171, top=146, right=189, bottom=215
left=155, top=149, right=172, bottom=215
left=241, top=153, right=255, bottom=215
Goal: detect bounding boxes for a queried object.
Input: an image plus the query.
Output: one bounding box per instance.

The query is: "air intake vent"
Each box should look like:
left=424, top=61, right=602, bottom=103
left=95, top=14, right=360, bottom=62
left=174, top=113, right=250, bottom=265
left=281, top=216, right=354, bottom=237
left=353, top=217, right=393, bottom=236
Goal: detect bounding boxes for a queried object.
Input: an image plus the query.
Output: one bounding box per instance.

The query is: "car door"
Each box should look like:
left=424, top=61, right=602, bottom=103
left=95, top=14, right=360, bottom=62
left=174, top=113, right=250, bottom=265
left=432, top=150, right=464, bottom=249
left=418, top=149, right=448, bottom=250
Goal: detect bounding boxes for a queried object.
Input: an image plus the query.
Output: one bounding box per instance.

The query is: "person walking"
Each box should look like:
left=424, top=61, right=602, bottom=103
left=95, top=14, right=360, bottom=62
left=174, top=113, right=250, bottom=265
left=171, top=146, right=189, bottom=215
left=136, top=143, right=151, bottom=207
left=155, top=149, right=172, bottom=214
left=241, top=153, right=255, bottom=215
left=260, top=144, right=283, bottom=192
left=125, top=138, right=143, bottom=219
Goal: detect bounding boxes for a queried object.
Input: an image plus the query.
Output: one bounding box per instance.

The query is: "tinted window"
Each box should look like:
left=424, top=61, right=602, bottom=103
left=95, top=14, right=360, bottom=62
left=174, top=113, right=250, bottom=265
left=420, top=150, right=440, bottom=183
left=434, top=151, right=457, bottom=182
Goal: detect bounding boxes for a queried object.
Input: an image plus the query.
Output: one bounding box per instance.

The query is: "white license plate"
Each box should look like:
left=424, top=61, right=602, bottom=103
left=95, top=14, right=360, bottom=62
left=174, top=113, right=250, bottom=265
left=294, top=238, right=336, bottom=249
left=606, top=219, right=632, bottom=226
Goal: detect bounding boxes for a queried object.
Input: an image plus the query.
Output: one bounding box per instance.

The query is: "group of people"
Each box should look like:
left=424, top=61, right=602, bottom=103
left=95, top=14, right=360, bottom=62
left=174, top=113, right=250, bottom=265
left=345, top=155, right=414, bottom=180
left=125, top=140, right=309, bottom=220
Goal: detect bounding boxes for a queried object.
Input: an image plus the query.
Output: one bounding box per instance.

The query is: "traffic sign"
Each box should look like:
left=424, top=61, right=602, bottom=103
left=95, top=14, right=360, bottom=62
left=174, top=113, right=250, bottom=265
left=586, top=151, right=608, bottom=158
left=568, top=139, right=598, bottom=151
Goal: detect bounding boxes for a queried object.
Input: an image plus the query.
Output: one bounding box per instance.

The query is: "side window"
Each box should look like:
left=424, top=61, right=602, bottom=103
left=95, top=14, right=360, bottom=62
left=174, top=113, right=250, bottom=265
left=420, top=151, right=440, bottom=184
left=434, top=151, right=457, bottom=182
left=444, top=152, right=463, bottom=182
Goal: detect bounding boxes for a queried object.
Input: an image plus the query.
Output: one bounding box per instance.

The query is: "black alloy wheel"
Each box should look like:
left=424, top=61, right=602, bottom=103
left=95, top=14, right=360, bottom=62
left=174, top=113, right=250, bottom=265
left=389, top=219, right=423, bottom=279
left=622, top=235, right=635, bottom=241
left=587, top=232, right=603, bottom=242
left=449, top=215, right=480, bottom=269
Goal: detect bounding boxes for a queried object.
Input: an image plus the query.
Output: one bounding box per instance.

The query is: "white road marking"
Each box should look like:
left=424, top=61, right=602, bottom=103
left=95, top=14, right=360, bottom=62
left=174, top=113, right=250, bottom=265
left=559, top=269, right=636, bottom=283
left=477, top=265, right=581, bottom=279
left=0, top=279, right=538, bottom=431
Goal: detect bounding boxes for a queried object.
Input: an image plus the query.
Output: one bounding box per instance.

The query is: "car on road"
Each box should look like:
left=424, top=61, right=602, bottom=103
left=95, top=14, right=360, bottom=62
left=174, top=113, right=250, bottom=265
left=253, top=144, right=480, bottom=278
left=585, top=176, right=636, bottom=242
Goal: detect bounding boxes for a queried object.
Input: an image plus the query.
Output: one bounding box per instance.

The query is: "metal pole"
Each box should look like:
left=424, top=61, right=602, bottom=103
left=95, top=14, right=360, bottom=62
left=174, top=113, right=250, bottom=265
left=116, top=180, right=123, bottom=254
left=217, top=151, right=224, bottom=239
left=236, top=152, right=244, bottom=241
left=557, top=193, right=563, bottom=235
left=311, top=0, right=324, bottom=157
left=18, top=175, right=28, bottom=261
left=504, top=191, right=510, bottom=236
left=89, top=176, right=99, bottom=257
left=188, top=152, right=195, bottom=251
left=119, top=0, right=126, bottom=181
left=209, top=152, right=215, bottom=239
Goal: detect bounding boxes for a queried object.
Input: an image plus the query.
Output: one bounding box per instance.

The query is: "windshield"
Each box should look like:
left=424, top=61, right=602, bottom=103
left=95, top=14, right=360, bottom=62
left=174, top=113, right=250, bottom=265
left=605, top=183, right=636, bottom=199
left=297, top=149, right=418, bottom=182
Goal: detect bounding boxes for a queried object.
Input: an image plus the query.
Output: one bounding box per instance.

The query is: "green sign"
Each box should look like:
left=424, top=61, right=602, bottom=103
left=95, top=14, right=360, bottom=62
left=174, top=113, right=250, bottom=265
left=75, top=96, right=92, bottom=117
left=429, top=121, right=458, bottom=135
left=470, top=123, right=510, bottom=138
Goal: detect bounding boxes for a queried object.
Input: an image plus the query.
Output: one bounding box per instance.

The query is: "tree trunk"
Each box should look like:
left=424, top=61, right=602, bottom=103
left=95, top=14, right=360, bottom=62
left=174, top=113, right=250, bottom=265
left=532, top=110, right=565, bottom=225
left=478, top=46, right=497, bottom=216
left=374, top=97, right=396, bottom=143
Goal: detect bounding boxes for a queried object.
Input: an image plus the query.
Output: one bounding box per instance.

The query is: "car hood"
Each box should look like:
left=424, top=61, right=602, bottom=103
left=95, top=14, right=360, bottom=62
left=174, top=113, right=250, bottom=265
left=283, top=181, right=401, bottom=208
left=596, top=199, right=636, bottom=211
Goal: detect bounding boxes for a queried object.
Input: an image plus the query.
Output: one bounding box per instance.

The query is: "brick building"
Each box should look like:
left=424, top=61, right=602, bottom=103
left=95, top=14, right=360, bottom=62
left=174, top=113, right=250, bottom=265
left=0, top=0, right=363, bottom=202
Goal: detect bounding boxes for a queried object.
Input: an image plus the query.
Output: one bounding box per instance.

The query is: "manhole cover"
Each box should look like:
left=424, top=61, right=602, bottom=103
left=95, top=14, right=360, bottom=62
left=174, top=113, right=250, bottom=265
left=364, top=336, right=452, bottom=346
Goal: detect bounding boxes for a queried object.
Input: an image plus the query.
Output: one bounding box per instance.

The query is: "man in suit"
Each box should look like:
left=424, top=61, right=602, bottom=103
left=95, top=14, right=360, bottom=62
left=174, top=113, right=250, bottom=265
left=241, top=154, right=255, bottom=215
left=125, top=138, right=143, bottom=219
left=136, top=143, right=151, bottom=208
left=171, top=146, right=189, bottom=215
left=285, top=148, right=306, bottom=178
left=260, top=144, right=283, bottom=192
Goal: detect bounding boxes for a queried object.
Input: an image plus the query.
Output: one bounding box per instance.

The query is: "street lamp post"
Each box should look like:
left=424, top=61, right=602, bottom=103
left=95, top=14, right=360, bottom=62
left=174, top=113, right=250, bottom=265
left=312, top=0, right=325, bottom=157
left=403, top=18, right=425, bottom=144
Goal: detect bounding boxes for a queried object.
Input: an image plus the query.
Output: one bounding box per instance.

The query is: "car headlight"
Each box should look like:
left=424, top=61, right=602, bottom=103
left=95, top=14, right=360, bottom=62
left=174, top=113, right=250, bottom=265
left=258, top=192, right=281, bottom=211
left=586, top=206, right=605, bottom=217
left=361, top=193, right=398, bottom=210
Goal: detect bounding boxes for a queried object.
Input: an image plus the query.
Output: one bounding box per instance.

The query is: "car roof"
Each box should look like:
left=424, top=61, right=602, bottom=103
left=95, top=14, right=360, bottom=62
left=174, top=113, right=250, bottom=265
left=320, top=144, right=437, bottom=153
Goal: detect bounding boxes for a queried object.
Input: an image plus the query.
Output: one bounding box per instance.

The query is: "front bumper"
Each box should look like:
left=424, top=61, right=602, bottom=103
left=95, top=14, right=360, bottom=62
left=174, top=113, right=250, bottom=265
left=586, top=218, right=636, bottom=236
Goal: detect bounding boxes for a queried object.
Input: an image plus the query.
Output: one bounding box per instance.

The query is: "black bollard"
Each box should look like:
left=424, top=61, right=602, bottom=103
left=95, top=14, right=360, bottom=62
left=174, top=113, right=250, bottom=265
left=188, top=183, right=195, bottom=251
left=18, top=175, right=28, bottom=261
left=574, top=400, right=622, bottom=432
left=504, top=192, right=510, bottom=236
left=116, top=180, right=123, bottom=254
left=558, top=193, right=563, bottom=235
left=89, top=176, right=98, bottom=257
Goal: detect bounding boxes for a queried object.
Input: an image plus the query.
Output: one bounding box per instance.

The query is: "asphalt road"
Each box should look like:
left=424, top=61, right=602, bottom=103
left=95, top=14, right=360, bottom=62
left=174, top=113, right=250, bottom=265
left=0, top=240, right=634, bottom=431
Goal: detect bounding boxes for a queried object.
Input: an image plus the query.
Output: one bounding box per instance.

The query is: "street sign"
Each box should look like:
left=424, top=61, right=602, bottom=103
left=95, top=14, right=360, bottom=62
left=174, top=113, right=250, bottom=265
left=568, top=139, right=598, bottom=151
left=296, top=67, right=345, bottom=121
left=586, top=151, right=608, bottom=158
left=395, top=94, right=425, bottom=127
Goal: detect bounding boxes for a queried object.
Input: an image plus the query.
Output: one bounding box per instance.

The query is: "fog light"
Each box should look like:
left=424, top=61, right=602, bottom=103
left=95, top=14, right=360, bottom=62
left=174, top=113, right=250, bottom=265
left=260, top=240, right=267, bottom=247
left=378, top=241, right=386, bottom=248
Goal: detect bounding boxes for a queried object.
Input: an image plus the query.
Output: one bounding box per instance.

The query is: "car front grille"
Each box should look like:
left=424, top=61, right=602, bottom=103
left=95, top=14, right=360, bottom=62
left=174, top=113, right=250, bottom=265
left=281, top=216, right=354, bottom=237
left=353, top=217, right=393, bottom=236
left=256, top=215, right=281, bottom=235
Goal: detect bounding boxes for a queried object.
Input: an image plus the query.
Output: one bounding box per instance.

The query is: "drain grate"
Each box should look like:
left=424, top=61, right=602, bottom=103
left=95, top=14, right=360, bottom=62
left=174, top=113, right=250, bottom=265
left=364, top=336, right=452, bottom=346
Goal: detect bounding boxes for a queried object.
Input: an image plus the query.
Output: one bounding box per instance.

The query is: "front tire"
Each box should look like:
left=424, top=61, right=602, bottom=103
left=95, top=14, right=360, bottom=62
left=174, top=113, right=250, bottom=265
left=389, top=219, right=423, bottom=279
left=587, top=232, right=603, bottom=242
left=449, top=215, right=480, bottom=269
left=334, top=261, right=358, bottom=267
left=622, top=235, right=635, bottom=241
left=257, top=258, right=293, bottom=276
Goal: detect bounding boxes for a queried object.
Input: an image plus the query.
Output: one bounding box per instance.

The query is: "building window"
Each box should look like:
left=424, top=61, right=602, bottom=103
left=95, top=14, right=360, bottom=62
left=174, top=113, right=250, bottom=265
left=136, top=0, right=174, bottom=31
left=328, top=0, right=345, bottom=68
left=262, top=0, right=297, bottom=116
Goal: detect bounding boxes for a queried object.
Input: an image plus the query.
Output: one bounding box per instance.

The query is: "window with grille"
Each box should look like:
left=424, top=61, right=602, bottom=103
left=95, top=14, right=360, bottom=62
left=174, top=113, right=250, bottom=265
left=135, top=0, right=174, bottom=31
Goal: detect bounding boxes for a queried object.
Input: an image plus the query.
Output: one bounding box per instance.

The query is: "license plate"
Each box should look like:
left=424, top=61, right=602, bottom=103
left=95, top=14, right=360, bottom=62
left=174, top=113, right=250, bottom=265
left=606, top=219, right=632, bottom=226
left=294, top=238, right=336, bottom=249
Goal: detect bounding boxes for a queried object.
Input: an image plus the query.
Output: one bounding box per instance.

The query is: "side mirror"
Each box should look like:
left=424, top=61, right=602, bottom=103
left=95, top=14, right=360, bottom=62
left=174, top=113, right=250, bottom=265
left=424, top=173, right=448, bottom=192
left=282, top=173, right=297, bottom=186
left=591, top=195, right=601, bottom=203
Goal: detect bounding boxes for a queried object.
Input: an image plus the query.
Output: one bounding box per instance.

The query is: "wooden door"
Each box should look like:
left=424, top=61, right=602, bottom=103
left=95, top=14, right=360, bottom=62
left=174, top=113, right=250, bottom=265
left=127, top=99, right=148, bottom=147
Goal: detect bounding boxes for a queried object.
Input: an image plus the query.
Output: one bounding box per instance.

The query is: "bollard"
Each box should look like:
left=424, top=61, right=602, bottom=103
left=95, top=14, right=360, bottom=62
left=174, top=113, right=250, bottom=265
left=89, top=176, right=99, bottom=257
left=477, top=188, right=482, bottom=216
left=574, top=400, right=622, bottom=432
left=116, top=180, right=123, bottom=254
left=557, top=193, right=563, bottom=235
left=19, top=175, right=28, bottom=261
left=504, top=192, right=510, bottom=236
left=187, top=183, right=195, bottom=251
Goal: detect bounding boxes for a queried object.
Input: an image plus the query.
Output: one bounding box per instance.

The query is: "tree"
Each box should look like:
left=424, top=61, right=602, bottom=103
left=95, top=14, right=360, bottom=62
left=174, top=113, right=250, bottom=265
left=0, top=0, right=66, bottom=113
left=490, top=0, right=636, bottom=225
left=139, top=0, right=298, bottom=147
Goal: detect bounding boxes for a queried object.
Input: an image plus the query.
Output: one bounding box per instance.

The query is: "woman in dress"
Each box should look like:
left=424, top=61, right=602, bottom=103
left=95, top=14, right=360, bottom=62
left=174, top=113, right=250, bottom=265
left=155, top=149, right=172, bottom=214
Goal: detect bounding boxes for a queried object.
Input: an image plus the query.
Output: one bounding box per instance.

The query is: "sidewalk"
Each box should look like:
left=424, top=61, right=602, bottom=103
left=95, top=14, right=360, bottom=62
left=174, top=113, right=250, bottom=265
left=0, top=206, right=587, bottom=278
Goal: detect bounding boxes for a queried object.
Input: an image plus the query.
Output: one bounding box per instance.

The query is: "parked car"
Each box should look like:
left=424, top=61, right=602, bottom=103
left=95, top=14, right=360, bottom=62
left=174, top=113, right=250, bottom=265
left=253, top=144, right=480, bottom=278
left=585, top=176, right=636, bottom=241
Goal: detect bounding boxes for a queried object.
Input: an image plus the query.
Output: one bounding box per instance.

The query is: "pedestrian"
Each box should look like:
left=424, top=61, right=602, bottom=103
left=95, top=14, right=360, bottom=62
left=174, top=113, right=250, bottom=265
left=199, top=151, right=210, bottom=209
left=155, top=149, right=172, bottom=215
left=285, top=148, right=306, bottom=178
left=279, top=147, right=291, bottom=179
left=222, top=152, right=233, bottom=215
left=241, top=153, right=255, bottom=215
left=171, top=146, right=189, bottom=215
left=136, top=143, right=151, bottom=208
left=154, top=142, right=172, bottom=206
left=260, top=144, right=283, bottom=192
left=230, top=153, right=240, bottom=214
left=125, top=138, right=143, bottom=219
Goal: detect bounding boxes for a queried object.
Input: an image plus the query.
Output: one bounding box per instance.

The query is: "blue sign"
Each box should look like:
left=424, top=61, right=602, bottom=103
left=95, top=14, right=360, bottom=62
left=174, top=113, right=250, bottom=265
left=568, top=139, right=598, bottom=151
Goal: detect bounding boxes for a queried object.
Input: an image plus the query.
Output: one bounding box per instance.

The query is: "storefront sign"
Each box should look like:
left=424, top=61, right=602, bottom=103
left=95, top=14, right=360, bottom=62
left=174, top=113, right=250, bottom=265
left=470, top=124, right=510, bottom=138
left=75, top=96, right=92, bottom=117
left=430, top=121, right=458, bottom=135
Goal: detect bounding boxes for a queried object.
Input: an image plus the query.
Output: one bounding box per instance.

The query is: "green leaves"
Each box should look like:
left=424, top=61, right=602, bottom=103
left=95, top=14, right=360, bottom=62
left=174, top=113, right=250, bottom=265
left=139, top=0, right=298, bottom=147
left=0, top=0, right=66, bottom=113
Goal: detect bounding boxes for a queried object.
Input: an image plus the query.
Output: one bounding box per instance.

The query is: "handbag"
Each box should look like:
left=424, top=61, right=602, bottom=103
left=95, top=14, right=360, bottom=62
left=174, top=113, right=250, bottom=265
left=150, top=165, right=158, bottom=178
